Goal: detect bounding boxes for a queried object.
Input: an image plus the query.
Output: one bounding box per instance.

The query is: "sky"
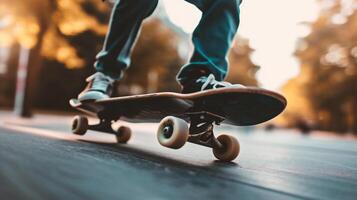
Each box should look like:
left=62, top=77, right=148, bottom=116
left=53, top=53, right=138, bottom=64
left=162, top=0, right=320, bottom=90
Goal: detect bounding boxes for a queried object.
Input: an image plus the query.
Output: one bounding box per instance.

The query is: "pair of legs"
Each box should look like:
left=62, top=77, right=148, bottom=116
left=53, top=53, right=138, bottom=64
left=95, top=0, right=242, bottom=84
left=78, top=0, right=243, bottom=101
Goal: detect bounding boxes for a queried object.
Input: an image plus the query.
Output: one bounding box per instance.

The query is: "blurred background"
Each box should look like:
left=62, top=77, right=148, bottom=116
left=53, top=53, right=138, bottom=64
left=0, top=0, right=356, bottom=136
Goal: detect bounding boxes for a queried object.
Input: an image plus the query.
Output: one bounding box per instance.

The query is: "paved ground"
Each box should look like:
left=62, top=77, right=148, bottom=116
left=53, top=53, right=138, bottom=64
left=0, top=111, right=356, bottom=200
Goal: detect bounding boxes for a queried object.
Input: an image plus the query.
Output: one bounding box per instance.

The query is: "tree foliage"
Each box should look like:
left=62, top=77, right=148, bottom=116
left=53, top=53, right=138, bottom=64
left=227, top=37, right=259, bottom=86
left=0, top=0, right=108, bottom=68
left=282, top=0, right=357, bottom=133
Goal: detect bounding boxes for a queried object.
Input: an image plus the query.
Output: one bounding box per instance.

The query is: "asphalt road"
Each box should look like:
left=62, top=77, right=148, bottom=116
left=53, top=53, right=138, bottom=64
left=0, top=112, right=357, bottom=200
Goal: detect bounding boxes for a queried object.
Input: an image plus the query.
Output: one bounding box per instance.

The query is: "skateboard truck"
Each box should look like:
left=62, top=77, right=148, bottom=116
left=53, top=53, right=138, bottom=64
left=71, top=114, right=132, bottom=144
left=89, top=118, right=116, bottom=134
left=186, top=111, right=225, bottom=149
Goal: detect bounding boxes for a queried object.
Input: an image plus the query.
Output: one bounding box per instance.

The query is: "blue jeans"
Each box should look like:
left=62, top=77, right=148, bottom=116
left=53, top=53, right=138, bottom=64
left=95, top=0, right=242, bottom=84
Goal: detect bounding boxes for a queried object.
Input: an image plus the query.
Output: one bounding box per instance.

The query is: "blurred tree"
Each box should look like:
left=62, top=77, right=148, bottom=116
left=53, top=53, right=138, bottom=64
left=0, top=0, right=109, bottom=67
left=0, top=0, right=109, bottom=115
left=120, top=19, right=184, bottom=94
left=282, top=0, right=357, bottom=133
left=227, top=37, right=259, bottom=86
left=0, top=0, right=55, bottom=116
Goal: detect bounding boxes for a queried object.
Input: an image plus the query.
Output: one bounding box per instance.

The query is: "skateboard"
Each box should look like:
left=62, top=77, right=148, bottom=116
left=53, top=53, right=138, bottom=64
left=70, top=87, right=286, bottom=162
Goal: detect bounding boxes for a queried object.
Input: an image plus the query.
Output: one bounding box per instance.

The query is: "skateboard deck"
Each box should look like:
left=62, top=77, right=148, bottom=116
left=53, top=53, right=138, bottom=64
left=70, top=87, right=286, bottom=126
left=70, top=87, right=286, bottom=162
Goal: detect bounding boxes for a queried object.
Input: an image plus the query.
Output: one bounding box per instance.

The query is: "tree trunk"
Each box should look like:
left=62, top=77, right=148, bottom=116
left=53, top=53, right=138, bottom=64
left=14, top=1, right=54, bottom=117
left=17, top=38, right=45, bottom=117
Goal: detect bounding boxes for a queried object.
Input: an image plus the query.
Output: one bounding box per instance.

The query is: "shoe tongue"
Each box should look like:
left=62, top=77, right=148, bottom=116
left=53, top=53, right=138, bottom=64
left=86, top=72, right=114, bottom=83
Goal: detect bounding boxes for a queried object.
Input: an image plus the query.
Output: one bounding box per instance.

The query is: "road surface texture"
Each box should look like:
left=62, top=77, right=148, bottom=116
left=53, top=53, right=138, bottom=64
left=0, top=111, right=356, bottom=200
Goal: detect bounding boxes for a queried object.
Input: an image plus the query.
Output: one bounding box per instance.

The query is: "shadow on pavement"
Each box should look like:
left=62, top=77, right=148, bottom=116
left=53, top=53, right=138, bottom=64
left=78, top=139, right=241, bottom=172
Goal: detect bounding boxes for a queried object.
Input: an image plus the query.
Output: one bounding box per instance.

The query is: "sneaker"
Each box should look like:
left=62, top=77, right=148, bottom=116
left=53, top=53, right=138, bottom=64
left=181, top=74, right=245, bottom=94
left=77, top=72, right=115, bottom=101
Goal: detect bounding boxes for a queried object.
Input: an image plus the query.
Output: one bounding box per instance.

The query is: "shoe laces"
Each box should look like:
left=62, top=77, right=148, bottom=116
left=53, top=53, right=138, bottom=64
left=197, top=74, right=232, bottom=91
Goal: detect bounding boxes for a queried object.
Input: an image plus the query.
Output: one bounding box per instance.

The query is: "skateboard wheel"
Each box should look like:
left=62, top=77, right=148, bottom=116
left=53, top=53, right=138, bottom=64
left=116, top=126, right=132, bottom=144
left=72, top=115, right=88, bottom=136
left=157, top=116, right=189, bottom=149
left=213, top=135, right=240, bottom=162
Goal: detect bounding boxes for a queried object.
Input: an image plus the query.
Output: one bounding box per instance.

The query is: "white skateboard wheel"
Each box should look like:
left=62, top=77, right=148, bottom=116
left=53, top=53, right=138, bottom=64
left=72, top=115, right=88, bottom=136
left=157, top=116, right=189, bottom=149
left=213, top=135, right=240, bottom=162
left=116, top=126, right=132, bottom=144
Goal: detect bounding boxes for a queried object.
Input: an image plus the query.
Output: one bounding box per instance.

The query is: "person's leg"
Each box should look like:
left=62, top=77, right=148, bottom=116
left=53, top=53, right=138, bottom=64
left=95, top=0, right=159, bottom=80
left=178, top=0, right=243, bottom=85
left=78, top=0, right=158, bottom=101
